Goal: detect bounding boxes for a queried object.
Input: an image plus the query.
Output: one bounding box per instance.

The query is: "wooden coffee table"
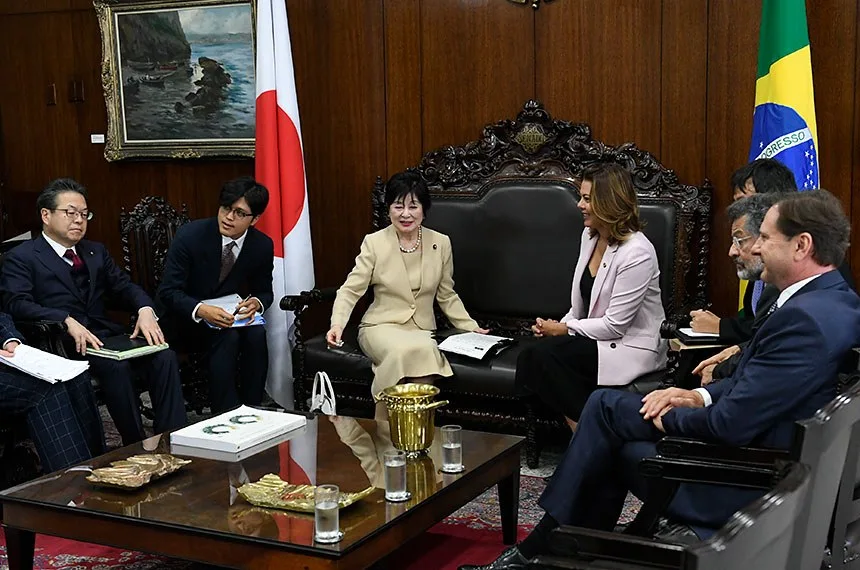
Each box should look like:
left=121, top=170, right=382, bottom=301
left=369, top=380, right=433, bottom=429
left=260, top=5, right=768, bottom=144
left=0, top=415, right=523, bottom=569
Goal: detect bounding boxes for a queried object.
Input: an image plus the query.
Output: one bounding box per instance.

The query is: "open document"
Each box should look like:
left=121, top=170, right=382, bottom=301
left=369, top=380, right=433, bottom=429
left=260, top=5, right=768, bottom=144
left=201, top=294, right=266, bottom=329
left=437, top=332, right=514, bottom=360
left=0, top=344, right=89, bottom=383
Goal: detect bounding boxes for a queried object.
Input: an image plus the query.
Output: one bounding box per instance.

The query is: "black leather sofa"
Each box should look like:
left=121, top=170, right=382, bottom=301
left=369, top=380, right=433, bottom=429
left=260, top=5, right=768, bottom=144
left=282, top=100, right=711, bottom=466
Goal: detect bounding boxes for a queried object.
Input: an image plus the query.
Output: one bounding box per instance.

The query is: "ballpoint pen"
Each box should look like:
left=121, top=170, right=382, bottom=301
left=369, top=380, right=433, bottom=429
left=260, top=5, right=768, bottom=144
left=233, top=294, right=253, bottom=316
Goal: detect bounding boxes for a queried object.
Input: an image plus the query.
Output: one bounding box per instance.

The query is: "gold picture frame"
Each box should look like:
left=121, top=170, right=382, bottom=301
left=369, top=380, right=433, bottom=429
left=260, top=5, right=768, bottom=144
left=95, top=0, right=257, bottom=161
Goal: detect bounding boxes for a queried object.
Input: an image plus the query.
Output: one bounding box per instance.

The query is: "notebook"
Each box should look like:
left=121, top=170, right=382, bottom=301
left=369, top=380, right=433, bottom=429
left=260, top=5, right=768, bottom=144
left=86, top=334, right=170, bottom=361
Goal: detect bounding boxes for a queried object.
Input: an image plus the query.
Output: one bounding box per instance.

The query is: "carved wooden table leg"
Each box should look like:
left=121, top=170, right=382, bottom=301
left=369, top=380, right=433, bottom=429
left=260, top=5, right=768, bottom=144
left=498, top=468, right=521, bottom=545
left=3, top=525, right=35, bottom=570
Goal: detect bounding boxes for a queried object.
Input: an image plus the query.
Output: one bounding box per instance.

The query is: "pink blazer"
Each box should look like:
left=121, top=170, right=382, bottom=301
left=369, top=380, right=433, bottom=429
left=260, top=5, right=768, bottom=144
left=561, top=229, right=668, bottom=386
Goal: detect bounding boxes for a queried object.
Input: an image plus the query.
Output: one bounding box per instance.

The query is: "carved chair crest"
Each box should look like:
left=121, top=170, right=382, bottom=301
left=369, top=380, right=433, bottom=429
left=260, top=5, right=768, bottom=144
left=119, top=196, right=190, bottom=297
left=371, top=99, right=712, bottom=325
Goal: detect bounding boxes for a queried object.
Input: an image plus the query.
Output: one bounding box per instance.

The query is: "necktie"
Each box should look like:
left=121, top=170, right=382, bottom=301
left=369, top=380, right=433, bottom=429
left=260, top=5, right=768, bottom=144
left=766, top=300, right=778, bottom=316
left=750, top=280, right=764, bottom=316
left=219, top=241, right=237, bottom=283
left=64, top=249, right=84, bottom=271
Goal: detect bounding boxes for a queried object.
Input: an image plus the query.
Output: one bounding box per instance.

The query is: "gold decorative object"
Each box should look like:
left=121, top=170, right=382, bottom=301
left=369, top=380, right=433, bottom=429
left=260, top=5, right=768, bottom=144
left=86, top=454, right=191, bottom=489
left=377, top=383, right=448, bottom=457
left=237, top=474, right=375, bottom=512
left=514, top=124, right=548, bottom=153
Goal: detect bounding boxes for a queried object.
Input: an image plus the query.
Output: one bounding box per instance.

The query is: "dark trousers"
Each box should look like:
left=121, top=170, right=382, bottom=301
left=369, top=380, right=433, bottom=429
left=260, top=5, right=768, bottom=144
left=86, top=349, right=187, bottom=445
left=538, top=389, right=764, bottom=535
left=0, top=370, right=105, bottom=472
left=207, top=326, right=269, bottom=414
left=516, top=335, right=599, bottom=421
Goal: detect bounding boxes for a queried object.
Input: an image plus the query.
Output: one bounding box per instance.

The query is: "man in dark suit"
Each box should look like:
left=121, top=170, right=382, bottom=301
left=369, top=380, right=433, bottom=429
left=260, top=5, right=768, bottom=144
left=157, top=177, right=274, bottom=413
left=690, top=193, right=781, bottom=385
left=460, top=189, right=860, bottom=570
left=0, top=311, right=104, bottom=472
left=0, top=178, right=186, bottom=446
left=689, top=160, right=855, bottom=342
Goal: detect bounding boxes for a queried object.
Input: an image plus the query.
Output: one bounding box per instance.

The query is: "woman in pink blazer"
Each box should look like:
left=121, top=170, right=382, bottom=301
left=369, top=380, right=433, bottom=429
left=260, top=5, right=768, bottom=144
left=515, top=164, right=667, bottom=431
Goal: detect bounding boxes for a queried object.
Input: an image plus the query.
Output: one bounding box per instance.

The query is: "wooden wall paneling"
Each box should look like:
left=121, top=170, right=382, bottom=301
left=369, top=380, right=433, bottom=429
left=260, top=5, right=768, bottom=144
left=704, top=0, right=761, bottom=315
left=535, top=0, right=662, bottom=152
left=807, top=0, right=857, bottom=281
left=383, top=0, right=422, bottom=175
left=659, top=0, right=708, bottom=186
left=286, top=0, right=387, bottom=288
left=0, top=12, right=82, bottom=197
left=807, top=0, right=856, bottom=210
left=419, top=0, right=535, bottom=153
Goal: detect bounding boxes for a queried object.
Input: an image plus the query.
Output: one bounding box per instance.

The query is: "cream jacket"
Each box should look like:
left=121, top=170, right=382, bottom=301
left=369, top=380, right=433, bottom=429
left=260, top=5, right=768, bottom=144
left=331, top=225, right=478, bottom=331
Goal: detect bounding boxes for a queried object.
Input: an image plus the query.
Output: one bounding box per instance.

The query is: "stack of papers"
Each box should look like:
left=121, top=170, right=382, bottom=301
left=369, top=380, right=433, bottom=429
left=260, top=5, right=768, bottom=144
left=201, top=294, right=266, bottom=329
left=0, top=344, right=89, bottom=383
left=437, top=332, right=514, bottom=360
left=86, top=335, right=169, bottom=361
left=170, top=405, right=307, bottom=453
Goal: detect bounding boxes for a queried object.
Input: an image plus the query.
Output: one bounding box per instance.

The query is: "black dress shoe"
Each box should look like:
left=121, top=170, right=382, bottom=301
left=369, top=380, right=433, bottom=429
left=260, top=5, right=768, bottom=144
left=458, top=545, right=529, bottom=570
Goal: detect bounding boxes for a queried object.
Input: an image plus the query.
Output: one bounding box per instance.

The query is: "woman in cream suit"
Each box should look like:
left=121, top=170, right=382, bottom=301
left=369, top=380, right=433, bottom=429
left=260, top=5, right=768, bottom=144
left=516, top=163, right=667, bottom=431
left=326, top=171, right=486, bottom=415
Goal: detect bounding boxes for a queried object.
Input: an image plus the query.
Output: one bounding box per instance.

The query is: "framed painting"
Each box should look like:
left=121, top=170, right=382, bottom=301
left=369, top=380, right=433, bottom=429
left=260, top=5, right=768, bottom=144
left=95, top=0, right=256, bottom=160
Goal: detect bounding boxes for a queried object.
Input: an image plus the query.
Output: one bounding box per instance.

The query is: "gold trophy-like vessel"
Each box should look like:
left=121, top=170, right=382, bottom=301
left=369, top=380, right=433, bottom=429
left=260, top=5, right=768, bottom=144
left=377, top=383, right=448, bottom=457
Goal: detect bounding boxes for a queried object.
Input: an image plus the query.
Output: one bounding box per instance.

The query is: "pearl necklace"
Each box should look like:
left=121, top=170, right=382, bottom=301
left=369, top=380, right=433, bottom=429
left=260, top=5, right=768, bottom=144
left=399, top=226, right=422, bottom=253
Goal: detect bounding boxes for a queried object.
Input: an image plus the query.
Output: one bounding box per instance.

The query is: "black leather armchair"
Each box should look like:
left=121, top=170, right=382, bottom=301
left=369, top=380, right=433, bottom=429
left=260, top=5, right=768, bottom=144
left=528, top=460, right=810, bottom=569
left=283, top=101, right=712, bottom=460
left=624, top=375, right=860, bottom=570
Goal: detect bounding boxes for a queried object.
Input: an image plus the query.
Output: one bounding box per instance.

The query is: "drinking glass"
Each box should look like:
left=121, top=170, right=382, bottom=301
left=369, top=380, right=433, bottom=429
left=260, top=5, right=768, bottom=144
left=440, top=425, right=464, bottom=473
left=383, top=449, right=410, bottom=502
left=314, top=484, right=342, bottom=543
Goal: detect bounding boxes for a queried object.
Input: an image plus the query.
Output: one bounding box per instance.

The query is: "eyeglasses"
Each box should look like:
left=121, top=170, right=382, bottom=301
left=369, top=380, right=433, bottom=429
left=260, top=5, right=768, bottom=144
left=51, top=208, right=93, bottom=221
left=220, top=206, right=252, bottom=220
left=731, top=235, right=754, bottom=249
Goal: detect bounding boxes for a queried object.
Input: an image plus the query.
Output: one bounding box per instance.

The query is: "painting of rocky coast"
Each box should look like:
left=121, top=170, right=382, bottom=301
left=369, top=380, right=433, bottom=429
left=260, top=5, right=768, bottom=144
left=115, top=4, right=254, bottom=143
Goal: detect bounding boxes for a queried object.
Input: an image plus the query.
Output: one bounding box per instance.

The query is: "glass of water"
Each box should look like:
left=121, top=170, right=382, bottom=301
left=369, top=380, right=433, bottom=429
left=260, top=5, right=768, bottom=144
left=314, top=484, right=342, bottom=543
left=441, top=425, right=465, bottom=473
left=383, top=449, right=410, bottom=502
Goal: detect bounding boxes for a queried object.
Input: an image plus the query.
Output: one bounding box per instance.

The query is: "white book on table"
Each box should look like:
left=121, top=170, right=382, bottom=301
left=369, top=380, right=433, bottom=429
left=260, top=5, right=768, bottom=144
left=0, top=344, right=89, bottom=383
left=169, top=405, right=308, bottom=453
left=171, top=424, right=311, bottom=462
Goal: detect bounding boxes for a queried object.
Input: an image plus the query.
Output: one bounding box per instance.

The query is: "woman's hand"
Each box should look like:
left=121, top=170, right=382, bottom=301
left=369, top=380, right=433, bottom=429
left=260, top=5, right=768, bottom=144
left=473, top=327, right=490, bottom=334
left=533, top=318, right=568, bottom=337
left=326, top=325, right=344, bottom=347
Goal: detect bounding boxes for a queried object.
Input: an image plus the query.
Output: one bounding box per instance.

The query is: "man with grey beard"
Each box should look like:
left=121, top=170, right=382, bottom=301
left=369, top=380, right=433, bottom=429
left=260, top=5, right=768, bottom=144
left=692, top=193, right=782, bottom=385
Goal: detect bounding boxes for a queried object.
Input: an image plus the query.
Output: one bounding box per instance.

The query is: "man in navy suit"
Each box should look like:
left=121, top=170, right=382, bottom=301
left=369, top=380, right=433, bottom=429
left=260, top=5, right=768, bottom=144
left=0, top=311, right=104, bottom=472
left=0, top=178, right=186, bottom=446
left=157, top=177, right=274, bottom=413
left=460, top=189, right=860, bottom=570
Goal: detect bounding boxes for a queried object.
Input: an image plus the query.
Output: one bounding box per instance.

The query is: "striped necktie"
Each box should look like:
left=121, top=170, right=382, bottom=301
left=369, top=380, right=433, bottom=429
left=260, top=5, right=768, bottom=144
left=750, top=280, right=765, bottom=316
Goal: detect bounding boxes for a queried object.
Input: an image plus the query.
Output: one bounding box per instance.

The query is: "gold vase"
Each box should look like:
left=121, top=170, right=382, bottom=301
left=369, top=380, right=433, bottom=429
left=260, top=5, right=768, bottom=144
left=378, top=383, right=448, bottom=457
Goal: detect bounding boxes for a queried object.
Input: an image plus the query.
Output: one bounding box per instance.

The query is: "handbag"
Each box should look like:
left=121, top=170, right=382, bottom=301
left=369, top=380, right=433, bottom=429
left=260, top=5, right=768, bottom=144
left=310, top=371, right=337, bottom=415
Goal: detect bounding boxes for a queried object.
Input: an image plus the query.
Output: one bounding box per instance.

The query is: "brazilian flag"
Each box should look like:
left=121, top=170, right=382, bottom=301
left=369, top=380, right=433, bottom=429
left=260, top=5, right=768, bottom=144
left=748, top=0, right=819, bottom=190
left=740, top=0, right=819, bottom=311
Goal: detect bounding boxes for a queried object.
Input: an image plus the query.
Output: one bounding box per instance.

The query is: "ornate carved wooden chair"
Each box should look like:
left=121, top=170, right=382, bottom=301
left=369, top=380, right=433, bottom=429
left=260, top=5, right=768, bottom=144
left=118, top=196, right=208, bottom=413
left=283, top=100, right=712, bottom=463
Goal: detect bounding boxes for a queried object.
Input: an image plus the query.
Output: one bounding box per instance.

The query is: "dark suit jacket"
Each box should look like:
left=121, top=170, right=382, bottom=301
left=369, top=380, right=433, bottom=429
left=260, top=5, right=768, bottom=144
left=0, top=235, right=153, bottom=336
left=665, top=269, right=860, bottom=449
left=156, top=218, right=274, bottom=339
left=712, top=283, right=779, bottom=380
left=0, top=312, right=22, bottom=346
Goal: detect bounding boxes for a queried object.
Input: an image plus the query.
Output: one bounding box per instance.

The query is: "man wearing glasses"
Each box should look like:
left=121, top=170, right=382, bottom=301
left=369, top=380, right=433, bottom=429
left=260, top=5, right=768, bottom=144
left=0, top=178, right=186, bottom=445
left=157, top=177, right=274, bottom=413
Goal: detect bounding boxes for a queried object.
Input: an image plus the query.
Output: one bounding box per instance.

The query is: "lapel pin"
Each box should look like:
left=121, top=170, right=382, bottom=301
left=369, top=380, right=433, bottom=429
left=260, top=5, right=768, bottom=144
left=433, top=244, right=437, bottom=250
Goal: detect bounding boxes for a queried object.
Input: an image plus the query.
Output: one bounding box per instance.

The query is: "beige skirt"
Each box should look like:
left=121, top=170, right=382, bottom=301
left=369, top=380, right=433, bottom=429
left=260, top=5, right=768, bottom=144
left=358, top=320, right=453, bottom=399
